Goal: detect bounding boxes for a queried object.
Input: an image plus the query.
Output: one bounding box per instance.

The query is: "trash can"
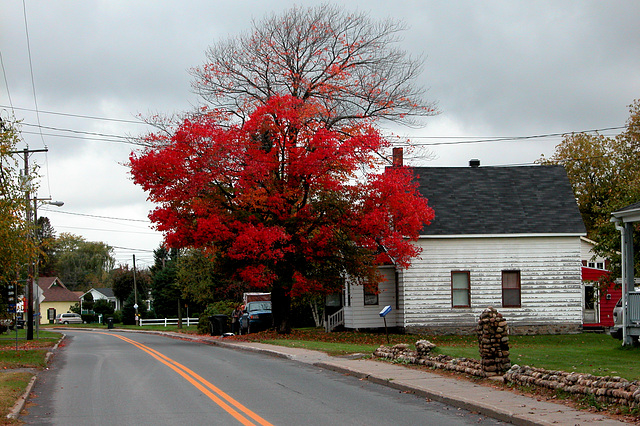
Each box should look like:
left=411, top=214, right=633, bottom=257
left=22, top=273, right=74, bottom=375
left=107, top=317, right=114, bottom=329
left=208, top=315, right=228, bottom=336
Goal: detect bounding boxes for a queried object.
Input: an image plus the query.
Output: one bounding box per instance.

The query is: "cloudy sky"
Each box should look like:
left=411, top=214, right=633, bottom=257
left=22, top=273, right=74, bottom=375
left=2, top=1, right=639, bottom=268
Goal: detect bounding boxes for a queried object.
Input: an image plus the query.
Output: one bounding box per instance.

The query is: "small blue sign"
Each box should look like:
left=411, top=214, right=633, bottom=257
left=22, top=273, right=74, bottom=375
left=379, top=305, right=392, bottom=317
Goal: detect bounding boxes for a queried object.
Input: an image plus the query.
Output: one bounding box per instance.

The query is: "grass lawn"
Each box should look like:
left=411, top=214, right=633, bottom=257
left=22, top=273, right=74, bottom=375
left=238, top=328, right=640, bottom=381
left=0, top=329, right=61, bottom=421
left=0, top=330, right=59, bottom=369
left=0, top=372, right=34, bottom=423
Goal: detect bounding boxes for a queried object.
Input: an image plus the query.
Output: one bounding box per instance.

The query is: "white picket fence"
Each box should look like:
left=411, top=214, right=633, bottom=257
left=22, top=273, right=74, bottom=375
left=138, top=318, right=199, bottom=327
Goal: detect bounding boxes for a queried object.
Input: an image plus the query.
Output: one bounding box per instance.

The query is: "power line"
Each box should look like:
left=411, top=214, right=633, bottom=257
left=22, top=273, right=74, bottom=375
left=6, top=105, right=149, bottom=125
left=0, top=104, right=155, bottom=125
left=21, top=122, right=132, bottom=140
left=111, top=245, right=156, bottom=253
left=39, top=208, right=150, bottom=223
left=0, top=52, right=14, bottom=112
left=386, top=126, right=626, bottom=147
left=5, top=104, right=631, bottom=148
left=55, top=225, right=157, bottom=235
left=21, top=0, right=46, bottom=150
left=20, top=130, right=144, bottom=146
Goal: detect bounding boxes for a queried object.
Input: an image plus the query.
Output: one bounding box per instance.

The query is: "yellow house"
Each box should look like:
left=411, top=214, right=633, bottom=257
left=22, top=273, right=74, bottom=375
left=36, top=277, right=80, bottom=325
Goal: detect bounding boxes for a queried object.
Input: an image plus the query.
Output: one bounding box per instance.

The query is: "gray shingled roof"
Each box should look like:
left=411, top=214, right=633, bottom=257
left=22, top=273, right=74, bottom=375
left=614, top=201, right=640, bottom=213
left=94, top=287, right=115, bottom=298
left=413, top=165, right=586, bottom=236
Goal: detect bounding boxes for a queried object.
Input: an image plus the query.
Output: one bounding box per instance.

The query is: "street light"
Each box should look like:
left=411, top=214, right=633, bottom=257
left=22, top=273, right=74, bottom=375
left=27, top=198, right=64, bottom=340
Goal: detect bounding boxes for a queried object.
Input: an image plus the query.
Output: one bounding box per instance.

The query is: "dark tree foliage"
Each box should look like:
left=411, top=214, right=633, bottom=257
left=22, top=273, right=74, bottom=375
left=93, top=299, right=115, bottom=318
left=541, top=99, right=640, bottom=277
left=111, top=266, right=149, bottom=306
left=36, top=217, right=57, bottom=276
left=149, top=246, right=180, bottom=318
left=122, top=292, right=148, bottom=325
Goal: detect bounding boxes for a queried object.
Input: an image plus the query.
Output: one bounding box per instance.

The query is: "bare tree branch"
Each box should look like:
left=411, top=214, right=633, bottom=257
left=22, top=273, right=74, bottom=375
left=190, top=4, right=438, bottom=129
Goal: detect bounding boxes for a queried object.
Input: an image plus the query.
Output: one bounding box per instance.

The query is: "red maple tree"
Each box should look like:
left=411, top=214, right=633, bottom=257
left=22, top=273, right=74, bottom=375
left=130, top=95, right=433, bottom=333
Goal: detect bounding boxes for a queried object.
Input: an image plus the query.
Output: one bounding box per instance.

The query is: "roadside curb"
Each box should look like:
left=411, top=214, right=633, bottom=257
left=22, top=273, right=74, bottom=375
left=193, top=338, right=533, bottom=425
left=313, top=361, right=537, bottom=426
left=6, top=334, right=65, bottom=420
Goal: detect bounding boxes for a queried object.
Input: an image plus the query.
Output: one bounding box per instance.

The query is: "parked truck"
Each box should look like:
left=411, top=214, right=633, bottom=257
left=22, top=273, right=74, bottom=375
left=240, top=292, right=272, bottom=334
left=610, top=291, right=640, bottom=344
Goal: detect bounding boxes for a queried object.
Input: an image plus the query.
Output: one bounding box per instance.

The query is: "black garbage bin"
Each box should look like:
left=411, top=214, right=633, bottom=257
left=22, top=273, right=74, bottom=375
left=208, top=315, right=228, bottom=336
left=107, top=317, right=114, bottom=329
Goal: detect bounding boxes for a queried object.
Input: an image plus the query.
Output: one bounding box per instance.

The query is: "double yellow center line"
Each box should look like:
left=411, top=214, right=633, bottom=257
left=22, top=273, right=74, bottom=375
left=96, top=331, right=274, bottom=426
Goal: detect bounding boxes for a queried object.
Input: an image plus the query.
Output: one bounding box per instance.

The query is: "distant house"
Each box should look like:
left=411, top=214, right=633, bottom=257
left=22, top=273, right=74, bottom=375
left=36, top=277, right=81, bottom=325
left=337, top=160, right=587, bottom=335
left=580, top=237, right=618, bottom=328
left=82, top=288, right=120, bottom=311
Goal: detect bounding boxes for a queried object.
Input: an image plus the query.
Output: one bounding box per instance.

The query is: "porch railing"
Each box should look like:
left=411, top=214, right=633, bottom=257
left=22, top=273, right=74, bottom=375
left=325, top=308, right=344, bottom=332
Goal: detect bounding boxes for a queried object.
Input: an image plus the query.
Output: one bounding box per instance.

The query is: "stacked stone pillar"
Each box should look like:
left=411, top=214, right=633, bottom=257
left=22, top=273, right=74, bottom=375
left=477, top=307, right=511, bottom=376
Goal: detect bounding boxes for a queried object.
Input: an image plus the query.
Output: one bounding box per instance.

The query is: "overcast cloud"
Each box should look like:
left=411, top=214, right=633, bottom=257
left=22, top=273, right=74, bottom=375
left=2, top=1, right=639, bottom=268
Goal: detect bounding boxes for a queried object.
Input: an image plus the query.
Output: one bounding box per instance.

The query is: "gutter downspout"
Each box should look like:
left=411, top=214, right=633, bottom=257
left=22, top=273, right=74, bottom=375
left=611, top=217, right=631, bottom=346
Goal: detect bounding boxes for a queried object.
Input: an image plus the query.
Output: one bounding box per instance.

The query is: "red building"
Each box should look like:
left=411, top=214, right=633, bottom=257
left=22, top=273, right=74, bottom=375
left=582, top=266, right=619, bottom=329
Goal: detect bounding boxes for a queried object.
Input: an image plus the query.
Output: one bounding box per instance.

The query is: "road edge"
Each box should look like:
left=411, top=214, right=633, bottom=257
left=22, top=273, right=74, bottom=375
left=6, top=334, right=65, bottom=420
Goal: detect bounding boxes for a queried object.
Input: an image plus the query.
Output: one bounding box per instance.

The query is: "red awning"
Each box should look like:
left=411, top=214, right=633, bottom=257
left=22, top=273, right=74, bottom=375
left=582, top=266, right=610, bottom=282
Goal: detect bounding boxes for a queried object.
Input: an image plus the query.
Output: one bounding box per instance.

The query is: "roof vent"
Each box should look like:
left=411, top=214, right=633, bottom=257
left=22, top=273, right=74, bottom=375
left=469, top=159, right=480, bottom=168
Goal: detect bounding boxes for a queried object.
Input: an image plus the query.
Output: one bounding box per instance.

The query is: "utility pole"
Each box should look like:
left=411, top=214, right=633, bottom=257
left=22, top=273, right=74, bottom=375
left=10, top=148, right=48, bottom=340
left=133, top=254, right=139, bottom=325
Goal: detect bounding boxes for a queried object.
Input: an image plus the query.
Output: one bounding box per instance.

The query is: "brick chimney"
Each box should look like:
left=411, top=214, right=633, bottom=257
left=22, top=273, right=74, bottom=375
left=392, top=147, right=404, bottom=167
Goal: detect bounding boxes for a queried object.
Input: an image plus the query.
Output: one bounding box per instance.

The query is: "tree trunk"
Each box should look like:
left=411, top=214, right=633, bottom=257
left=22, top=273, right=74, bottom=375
left=177, top=298, right=182, bottom=329
left=271, top=285, right=291, bottom=334
left=310, top=300, right=323, bottom=328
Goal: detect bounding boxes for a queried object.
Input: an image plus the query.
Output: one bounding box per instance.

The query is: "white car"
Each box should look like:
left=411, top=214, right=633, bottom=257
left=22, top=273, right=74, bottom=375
left=610, top=298, right=623, bottom=339
left=55, top=313, right=83, bottom=324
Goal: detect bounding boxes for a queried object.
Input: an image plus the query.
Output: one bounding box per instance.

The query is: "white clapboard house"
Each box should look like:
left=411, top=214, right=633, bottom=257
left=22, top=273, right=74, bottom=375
left=329, top=159, right=587, bottom=335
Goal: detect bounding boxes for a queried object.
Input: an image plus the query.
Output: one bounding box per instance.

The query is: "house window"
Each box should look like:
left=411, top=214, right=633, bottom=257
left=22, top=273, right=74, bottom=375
left=502, top=270, right=521, bottom=308
left=326, top=293, right=342, bottom=307
left=451, top=271, right=470, bottom=308
left=364, top=283, right=378, bottom=306
left=588, top=261, right=605, bottom=270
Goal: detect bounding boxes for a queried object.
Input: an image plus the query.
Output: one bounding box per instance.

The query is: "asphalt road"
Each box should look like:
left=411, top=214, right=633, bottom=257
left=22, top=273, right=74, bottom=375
left=22, top=331, right=506, bottom=425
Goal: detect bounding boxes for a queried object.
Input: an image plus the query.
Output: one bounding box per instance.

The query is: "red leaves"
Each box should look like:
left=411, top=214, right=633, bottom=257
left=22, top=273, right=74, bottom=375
left=130, top=95, right=433, bottom=294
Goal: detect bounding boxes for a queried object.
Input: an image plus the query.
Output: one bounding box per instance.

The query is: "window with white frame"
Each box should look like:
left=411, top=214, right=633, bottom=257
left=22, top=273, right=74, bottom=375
left=451, top=271, right=470, bottom=308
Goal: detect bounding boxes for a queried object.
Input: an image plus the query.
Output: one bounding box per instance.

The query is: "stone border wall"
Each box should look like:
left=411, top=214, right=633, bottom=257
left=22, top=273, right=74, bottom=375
left=373, top=344, right=640, bottom=408
left=373, top=343, right=488, bottom=377
left=504, top=364, right=640, bottom=408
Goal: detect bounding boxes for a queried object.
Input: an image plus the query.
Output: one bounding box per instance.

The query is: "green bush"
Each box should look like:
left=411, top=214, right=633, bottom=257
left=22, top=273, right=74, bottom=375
left=81, top=313, right=97, bottom=323
left=93, top=299, right=115, bottom=318
left=197, top=300, right=236, bottom=334
left=111, top=310, right=123, bottom=324
left=122, top=293, right=149, bottom=325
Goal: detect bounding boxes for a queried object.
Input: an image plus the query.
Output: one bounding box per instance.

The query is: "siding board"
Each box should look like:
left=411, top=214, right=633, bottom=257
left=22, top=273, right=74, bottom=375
left=344, top=267, right=397, bottom=329
left=402, top=236, right=582, bottom=331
